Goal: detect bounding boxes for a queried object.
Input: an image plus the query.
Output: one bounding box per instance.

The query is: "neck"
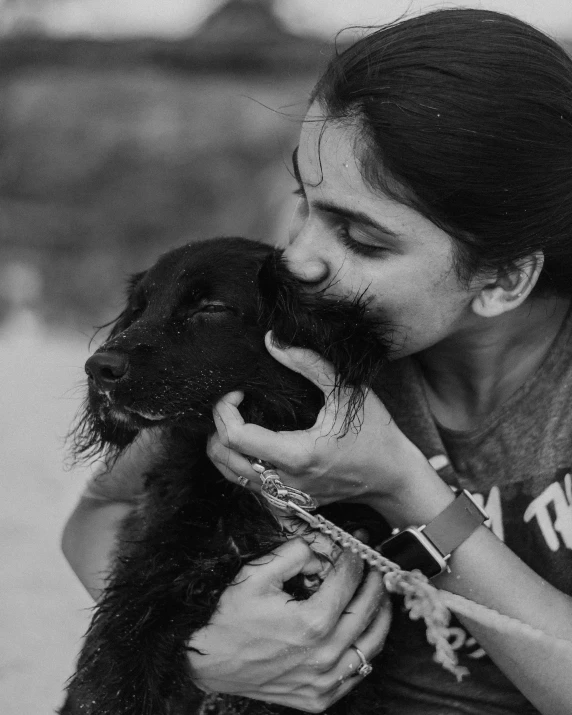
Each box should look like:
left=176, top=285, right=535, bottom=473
left=416, top=295, right=571, bottom=431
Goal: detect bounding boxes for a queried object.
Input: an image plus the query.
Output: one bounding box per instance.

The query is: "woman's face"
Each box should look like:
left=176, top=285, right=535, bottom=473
left=284, top=107, right=483, bottom=357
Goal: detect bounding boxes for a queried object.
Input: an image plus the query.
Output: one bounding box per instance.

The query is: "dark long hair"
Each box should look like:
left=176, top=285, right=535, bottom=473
left=312, top=9, right=572, bottom=294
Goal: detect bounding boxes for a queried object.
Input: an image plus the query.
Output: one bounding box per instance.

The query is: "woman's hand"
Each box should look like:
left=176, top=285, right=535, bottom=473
left=208, top=332, right=426, bottom=510
left=188, top=538, right=392, bottom=712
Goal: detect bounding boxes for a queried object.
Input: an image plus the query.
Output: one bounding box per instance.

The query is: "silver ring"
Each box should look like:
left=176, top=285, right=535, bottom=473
left=237, top=476, right=250, bottom=488
left=350, top=645, right=373, bottom=677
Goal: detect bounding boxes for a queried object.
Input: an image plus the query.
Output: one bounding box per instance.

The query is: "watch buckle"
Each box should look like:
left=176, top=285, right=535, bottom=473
left=461, top=488, right=489, bottom=520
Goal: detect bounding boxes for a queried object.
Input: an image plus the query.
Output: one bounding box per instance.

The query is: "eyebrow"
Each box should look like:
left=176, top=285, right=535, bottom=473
left=291, top=146, right=402, bottom=241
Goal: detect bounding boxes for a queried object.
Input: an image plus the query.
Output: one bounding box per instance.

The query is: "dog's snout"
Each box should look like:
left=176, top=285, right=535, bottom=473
left=85, top=351, right=129, bottom=389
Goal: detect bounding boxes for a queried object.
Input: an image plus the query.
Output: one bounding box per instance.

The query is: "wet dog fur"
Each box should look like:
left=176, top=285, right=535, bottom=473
left=60, top=236, right=392, bottom=715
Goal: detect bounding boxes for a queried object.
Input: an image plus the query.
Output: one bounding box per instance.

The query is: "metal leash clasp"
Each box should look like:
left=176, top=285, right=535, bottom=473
left=258, top=469, right=318, bottom=513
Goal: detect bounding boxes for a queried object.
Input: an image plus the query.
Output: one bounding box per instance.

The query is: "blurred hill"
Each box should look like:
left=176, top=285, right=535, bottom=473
left=0, top=0, right=336, bottom=333
left=0, top=0, right=569, bottom=335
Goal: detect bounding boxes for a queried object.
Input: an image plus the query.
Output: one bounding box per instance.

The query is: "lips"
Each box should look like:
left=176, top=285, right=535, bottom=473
left=91, top=391, right=168, bottom=424
left=124, top=407, right=167, bottom=421
left=89, top=384, right=195, bottom=425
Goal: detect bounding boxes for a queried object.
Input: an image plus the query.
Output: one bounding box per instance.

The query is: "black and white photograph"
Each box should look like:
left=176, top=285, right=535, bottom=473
left=1, top=1, right=572, bottom=713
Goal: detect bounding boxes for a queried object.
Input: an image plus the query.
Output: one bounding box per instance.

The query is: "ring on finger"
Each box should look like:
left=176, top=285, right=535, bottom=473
left=237, top=475, right=250, bottom=488
left=350, top=645, right=373, bottom=677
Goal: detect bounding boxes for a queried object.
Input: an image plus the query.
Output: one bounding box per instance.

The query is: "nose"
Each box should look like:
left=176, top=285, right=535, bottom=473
left=85, top=351, right=129, bottom=390
left=284, top=233, right=331, bottom=287
left=283, top=253, right=329, bottom=286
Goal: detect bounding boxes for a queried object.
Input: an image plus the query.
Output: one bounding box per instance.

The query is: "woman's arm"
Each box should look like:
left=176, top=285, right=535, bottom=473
left=61, top=430, right=158, bottom=600
left=62, top=488, right=134, bottom=601
left=370, top=461, right=572, bottom=715
left=209, top=340, right=572, bottom=715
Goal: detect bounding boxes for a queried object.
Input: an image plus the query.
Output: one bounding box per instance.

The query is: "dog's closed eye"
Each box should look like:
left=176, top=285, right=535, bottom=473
left=199, top=302, right=230, bottom=314
left=189, top=301, right=235, bottom=320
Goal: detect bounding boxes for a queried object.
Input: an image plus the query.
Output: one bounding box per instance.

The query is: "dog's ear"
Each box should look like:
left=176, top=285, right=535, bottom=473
left=259, top=252, right=393, bottom=433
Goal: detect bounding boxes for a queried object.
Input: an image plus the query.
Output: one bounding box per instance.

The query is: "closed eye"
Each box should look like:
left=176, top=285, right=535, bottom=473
left=188, top=301, right=236, bottom=319
left=200, top=303, right=230, bottom=314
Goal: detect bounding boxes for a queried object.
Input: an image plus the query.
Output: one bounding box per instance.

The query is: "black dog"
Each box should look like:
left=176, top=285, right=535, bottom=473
left=61, top=236, right=392, bottom=715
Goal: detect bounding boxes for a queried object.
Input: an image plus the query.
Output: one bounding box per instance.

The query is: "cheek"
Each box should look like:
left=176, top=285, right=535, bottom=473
left=359, top=255, right=467, bottom=351
left=366, top=279, right=454, bottom=335
left=404, top=284, right=470, bottom=347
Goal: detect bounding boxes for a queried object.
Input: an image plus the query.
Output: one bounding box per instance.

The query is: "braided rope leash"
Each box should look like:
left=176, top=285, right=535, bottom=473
left=258, top=471, right=572, bottom=680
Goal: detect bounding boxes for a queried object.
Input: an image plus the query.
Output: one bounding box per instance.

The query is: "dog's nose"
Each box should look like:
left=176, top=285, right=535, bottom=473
left=85, top=352, right=129, bottom=389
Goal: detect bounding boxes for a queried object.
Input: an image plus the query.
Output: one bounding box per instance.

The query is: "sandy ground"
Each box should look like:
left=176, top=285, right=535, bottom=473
left=0, top=315, right=95, bottom=714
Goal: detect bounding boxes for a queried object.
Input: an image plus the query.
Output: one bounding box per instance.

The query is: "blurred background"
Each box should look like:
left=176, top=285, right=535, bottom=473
left=0, top=1, right=570, bottom=712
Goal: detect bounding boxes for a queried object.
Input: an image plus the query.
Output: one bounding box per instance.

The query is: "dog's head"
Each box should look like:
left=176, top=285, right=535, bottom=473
left=74, top=237, right=273, bottom=456
left=72, top=236, right=391, bottom=461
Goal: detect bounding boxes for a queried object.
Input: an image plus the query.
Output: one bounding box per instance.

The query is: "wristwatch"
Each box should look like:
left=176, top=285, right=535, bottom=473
left=379, top=489, right=489, bottom=579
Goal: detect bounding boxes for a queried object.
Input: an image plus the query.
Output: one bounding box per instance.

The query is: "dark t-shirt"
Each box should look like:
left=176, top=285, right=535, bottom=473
left=377, top=307, right=572, bottom=714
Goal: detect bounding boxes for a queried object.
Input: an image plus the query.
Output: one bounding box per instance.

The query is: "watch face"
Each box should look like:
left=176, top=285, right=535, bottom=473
left=380, top=530, right=444, bottom=579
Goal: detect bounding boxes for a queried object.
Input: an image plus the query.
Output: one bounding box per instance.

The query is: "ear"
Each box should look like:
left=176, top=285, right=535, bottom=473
left=471, top=252, right=544, bottom=318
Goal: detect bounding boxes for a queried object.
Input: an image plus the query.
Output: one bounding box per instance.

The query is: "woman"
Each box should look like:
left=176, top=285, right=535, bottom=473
left=62, top=9, right=572, bottom=714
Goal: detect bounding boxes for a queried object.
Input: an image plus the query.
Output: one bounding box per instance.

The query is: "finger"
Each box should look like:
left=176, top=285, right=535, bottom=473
left=212, top=356, right=346, bottom=470
left=304, top=548, right=365, bottom=624
left=354, top=589, right=392, bottom=658
left=316, top=665, right=373, bottom=708
left=212, top=405, right=292, bottom=473
left=266, top=332, right=338, bottom=395
left=326, top=674, right=365, bottom=706
left=231, top=689, right=321, bottom=711
left=213, top=391, right=288, bottom=452
left=237, top=685, right=359, bottom=713
left=217, top=390, right=244, bottom=408
left=207, top=434, right=262, bottom=493
left=213, top=459, right=262, bottom=494
left=298, top=665, right=369, bottom=711
left=213, top=403, right=305, bottom=469
left=212, top=390, right=303, bottom=474
left=213, top=393, right=333, bottom=479
left=325, top=593, right=392, bottom=688
left=243, top=538, right=323, bottom=589
left=266, top=333, right=359, bottom=433
left=212, top=391, right=245, bottom=440
left=333, top=568, right=387, bottom=646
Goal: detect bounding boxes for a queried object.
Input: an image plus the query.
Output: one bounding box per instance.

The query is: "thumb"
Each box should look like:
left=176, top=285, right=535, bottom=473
left=265, top=331, right=337, bottom=396
left=247, top=538, right=323, bottom=589
left=214, top=390, right=244, bottom=412
left=212, top=390, right=244, bottom=438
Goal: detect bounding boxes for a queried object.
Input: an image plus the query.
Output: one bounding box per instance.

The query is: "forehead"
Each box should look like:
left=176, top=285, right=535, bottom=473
left=297, top=105, right=457, bottom=255
left=298, top=108, right=411, bottom=225
left=298, top=109, right=361, bottom=187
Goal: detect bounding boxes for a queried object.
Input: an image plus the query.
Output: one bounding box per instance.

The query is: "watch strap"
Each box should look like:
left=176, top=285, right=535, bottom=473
left=423, top=489, right=488, bottom=557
